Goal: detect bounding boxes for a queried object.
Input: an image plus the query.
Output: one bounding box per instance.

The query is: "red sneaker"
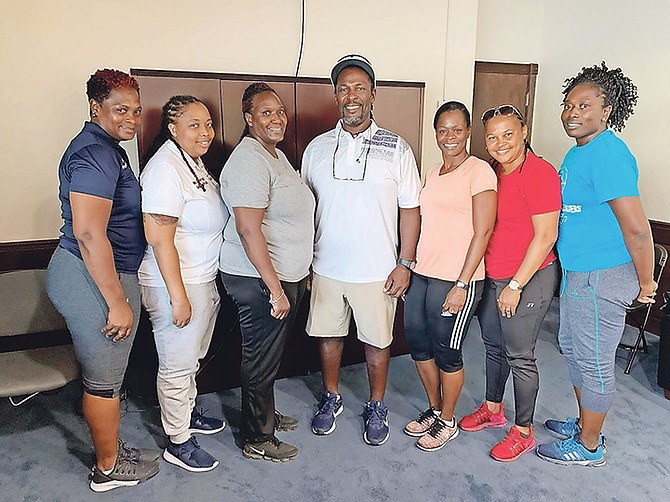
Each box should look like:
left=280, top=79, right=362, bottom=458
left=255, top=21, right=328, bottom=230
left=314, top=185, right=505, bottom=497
left=458, top=402, right=508, bottom=432
left=490, top=426, right=536, bottom=462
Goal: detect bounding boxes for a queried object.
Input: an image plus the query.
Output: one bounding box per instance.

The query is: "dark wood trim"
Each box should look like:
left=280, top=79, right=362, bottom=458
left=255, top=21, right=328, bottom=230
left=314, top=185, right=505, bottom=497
left=646, top=220, right=670, bottom=335
left=130, top=68, right=425, bottom=89
left=0, top=239, right=59, bottom=272
left=475, top=61, right=538, bottom=76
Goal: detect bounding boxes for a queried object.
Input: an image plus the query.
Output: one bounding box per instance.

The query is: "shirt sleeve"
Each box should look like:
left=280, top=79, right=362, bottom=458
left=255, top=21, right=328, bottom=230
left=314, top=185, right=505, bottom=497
left=397, top=140, right=421, bottom=209
left=591, top=145, right=639, bottom=203
left=525, top=157, right=562, bottom=215
left=68, top=145, right=120, bottom=200
left=221, top=147, right=271, bottom=209
left=140, top=160, right=185, bottom=217
left=470, top=161, right=498, bottom=196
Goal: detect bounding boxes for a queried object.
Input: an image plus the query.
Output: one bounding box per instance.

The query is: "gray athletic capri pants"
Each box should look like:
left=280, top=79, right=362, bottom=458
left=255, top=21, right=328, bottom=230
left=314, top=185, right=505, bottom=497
left=558, top=261, right=639, bottom=414
left=46, top=246, right=140, bottom=398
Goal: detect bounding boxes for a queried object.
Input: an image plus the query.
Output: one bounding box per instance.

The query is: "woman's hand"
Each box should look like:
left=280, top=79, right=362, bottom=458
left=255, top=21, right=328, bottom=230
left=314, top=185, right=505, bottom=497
left=270, top=291, right=290, bottom=320
left=637, top=280, right=658, bottom=304
left=497, top=286, right=521, bottom=318
left=171, top=297, right=192, bottom=328
left=442, top=286, right=467, bottom=316
left=102, top=300, right=134, bottom=342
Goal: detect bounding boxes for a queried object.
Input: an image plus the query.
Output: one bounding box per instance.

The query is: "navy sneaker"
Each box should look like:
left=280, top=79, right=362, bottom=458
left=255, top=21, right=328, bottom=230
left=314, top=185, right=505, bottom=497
left=544, top=417, right=580, bottom=439
left=163, top=437, right=219, bottom=472
left=536, top=435, right=606, bottom=467
left=311, top=391, right=344, bottom=435
left=363, top=400, right=390, bottom=446
left=189, top=407, right=226, bottom=435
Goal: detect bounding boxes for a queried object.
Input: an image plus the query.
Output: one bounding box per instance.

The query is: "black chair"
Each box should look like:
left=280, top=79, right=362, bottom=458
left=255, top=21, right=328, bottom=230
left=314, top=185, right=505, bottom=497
left=618, top=243, right=668, bottom=374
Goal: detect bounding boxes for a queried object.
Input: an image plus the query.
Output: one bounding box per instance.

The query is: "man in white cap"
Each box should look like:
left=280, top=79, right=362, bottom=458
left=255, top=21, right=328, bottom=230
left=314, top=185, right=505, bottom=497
left=301, top=54, right=421, bottom=446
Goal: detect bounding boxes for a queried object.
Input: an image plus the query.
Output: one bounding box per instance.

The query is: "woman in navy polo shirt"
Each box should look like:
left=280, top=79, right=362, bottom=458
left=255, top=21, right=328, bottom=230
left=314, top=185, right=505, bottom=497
left=537, top=63, right=656, bottom=467
left=47, top=69, right=159, bottom=492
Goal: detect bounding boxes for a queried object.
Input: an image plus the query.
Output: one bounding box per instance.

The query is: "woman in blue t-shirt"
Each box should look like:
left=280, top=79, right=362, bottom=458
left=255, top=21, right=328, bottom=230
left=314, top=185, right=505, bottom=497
left=46, top=69, right=159, bottom=492
left=537, top=63, right=656, bottom=467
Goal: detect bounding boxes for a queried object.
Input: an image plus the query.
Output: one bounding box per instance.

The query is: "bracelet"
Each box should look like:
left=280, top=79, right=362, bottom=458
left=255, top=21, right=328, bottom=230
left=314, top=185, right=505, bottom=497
left=269, top=291, right=286, bottom=306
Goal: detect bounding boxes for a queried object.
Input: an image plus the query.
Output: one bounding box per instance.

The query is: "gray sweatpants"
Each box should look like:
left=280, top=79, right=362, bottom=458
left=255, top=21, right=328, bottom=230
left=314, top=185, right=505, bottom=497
left=558, top=261, right=638, bottom=414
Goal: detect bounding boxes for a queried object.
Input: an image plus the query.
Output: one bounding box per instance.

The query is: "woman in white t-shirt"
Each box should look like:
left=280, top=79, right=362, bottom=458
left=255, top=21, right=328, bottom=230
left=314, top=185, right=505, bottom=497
left=139, top=95, right=228, bottom=473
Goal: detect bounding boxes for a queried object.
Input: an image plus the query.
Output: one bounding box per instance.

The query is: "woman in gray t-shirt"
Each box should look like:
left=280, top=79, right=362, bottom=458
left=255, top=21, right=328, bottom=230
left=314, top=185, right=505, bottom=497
left=219, top=83, right=315, bottom=462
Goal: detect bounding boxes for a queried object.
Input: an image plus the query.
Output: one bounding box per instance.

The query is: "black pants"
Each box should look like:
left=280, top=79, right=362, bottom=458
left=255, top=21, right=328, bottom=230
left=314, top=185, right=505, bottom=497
left=477, top=263, right=558, bottom=427
left=220, top=273, right=307, bottom=443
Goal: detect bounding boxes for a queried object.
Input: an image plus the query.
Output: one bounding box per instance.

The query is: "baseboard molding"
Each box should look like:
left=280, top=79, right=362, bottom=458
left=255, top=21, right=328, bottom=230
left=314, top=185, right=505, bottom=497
left=0, top=239, right=59, bottom=272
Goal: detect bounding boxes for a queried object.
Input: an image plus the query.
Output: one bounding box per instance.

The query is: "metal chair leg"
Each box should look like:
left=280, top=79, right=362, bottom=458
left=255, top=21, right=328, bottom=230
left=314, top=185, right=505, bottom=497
left=624, top=327, right=647, bottom=374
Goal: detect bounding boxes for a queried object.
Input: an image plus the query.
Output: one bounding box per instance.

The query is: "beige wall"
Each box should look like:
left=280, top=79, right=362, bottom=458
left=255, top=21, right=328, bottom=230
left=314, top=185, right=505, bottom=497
left=476, top=0, right=670, bottom=222
left=0, top=0, right=479, bottom=242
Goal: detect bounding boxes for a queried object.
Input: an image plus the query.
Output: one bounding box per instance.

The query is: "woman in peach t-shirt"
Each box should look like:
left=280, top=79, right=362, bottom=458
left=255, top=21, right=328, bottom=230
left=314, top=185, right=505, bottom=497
left=402, top=101, right=497, bottom=452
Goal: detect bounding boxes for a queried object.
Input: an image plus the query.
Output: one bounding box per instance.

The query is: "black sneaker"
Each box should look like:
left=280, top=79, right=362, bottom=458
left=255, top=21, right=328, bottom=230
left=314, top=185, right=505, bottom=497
left=242, top=436, right=298, bottom=462
left=274, top=410, right=299, bottom=432
left=163, top=437, right=219, bottom=472
left=189, top=407, right=226, bottom=435
left=89, top=448, right=159, bottom=492
left=118, top=438, right=160, bottom=462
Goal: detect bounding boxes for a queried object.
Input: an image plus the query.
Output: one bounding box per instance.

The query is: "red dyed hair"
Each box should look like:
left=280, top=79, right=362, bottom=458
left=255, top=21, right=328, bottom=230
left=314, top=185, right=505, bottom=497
left=86, top=68, right=140, bottom=103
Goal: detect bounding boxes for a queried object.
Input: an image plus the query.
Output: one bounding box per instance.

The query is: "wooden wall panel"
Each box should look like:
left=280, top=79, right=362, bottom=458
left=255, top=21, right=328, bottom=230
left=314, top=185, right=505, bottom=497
left=133, top=76, right=224, bottom=177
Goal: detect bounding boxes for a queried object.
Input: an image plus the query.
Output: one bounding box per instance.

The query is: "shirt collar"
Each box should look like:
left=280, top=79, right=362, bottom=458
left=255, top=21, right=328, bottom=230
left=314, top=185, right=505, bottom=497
left=335, top=119, right=378, bottom=139
left=84, top=121, right=122, bottom=147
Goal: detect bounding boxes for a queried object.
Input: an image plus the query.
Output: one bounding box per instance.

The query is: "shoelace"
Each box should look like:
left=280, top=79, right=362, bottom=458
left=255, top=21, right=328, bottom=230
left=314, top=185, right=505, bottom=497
left=318, top=395, right=339, bottom=414
left=428, top=418, right=448, bottom=438
left=118, top=439, right=141, bottom=463
left=366, top=404, right=388, bottom=429
left=415, top=408, right=437, bottom=425
left=500, top=431, right=527, bottom=453
left=192, top=407, right=209, bottom=422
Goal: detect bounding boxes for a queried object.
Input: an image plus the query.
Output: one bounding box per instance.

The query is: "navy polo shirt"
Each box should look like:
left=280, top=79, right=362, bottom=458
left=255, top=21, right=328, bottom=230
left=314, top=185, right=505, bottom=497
left=57, top=122, right=145, bottom=273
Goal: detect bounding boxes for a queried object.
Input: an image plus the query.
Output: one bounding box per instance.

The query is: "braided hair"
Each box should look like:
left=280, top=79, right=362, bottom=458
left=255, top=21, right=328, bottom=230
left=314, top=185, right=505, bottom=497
left=142, top=95, right=213, bottom=191
left=562, top=62, right=638, bottom=132
left=86, top=69, right=139, bottom=104
left=239, top=82, right=277, bottom=143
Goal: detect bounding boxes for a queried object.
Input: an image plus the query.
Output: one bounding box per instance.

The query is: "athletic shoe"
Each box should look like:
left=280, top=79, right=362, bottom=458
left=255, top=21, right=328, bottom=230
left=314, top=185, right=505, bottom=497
left=242, top=436, right=299, bottom=462
left=544, top=417, right=580, bottom=438
left=490, top=426, right=536, bottom=462
left=163, top=437, right=219, bottom=472
left=459, top=402, right=508, bottom=432
left=363, top=400, right=390, bottom=446
left=189, top=407, right=226, bottom=435
left=118, top=438, right=160, bottom=463
left=416, top=417, right=459, bottom=452
left=536, top=435, right=606, bottom=467
left=274, top=410, right=299, bottom=432
left=89, top=446, right=159, bottom=492
left=404, top=407, right=440, bottom=437
left=311, top=391, right=344, bottom=435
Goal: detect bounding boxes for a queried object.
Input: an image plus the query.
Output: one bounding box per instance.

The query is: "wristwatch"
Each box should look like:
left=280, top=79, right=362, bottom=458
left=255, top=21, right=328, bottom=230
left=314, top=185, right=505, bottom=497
left=455, top=280, right=469, bottom=290
left=397, top=258, right=416, bottom=270
left=508, top=279, right=523, bottom=292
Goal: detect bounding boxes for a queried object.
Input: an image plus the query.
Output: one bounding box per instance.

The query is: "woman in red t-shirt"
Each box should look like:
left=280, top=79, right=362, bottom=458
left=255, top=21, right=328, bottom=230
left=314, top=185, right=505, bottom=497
left=458, top=105, right=561, bottom=462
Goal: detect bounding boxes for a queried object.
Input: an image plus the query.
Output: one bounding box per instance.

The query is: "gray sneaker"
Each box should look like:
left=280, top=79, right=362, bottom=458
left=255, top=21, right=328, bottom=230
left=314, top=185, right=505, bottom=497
left=118, top=438, right=160, bottom=462
left=274, top=410, right=299, bottom=432
left=242, top=436, right=298, bottom=462
left=89, top=448, right=159, bottom=492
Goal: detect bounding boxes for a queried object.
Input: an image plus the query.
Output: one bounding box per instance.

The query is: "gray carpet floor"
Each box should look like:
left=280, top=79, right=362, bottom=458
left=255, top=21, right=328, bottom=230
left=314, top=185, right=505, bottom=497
left=1, top=300, right=669, bottom=502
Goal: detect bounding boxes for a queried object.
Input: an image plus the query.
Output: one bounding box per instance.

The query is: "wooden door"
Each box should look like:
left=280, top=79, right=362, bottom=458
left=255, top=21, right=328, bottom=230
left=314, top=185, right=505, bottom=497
left=471, top=62, right=538, bottom=161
